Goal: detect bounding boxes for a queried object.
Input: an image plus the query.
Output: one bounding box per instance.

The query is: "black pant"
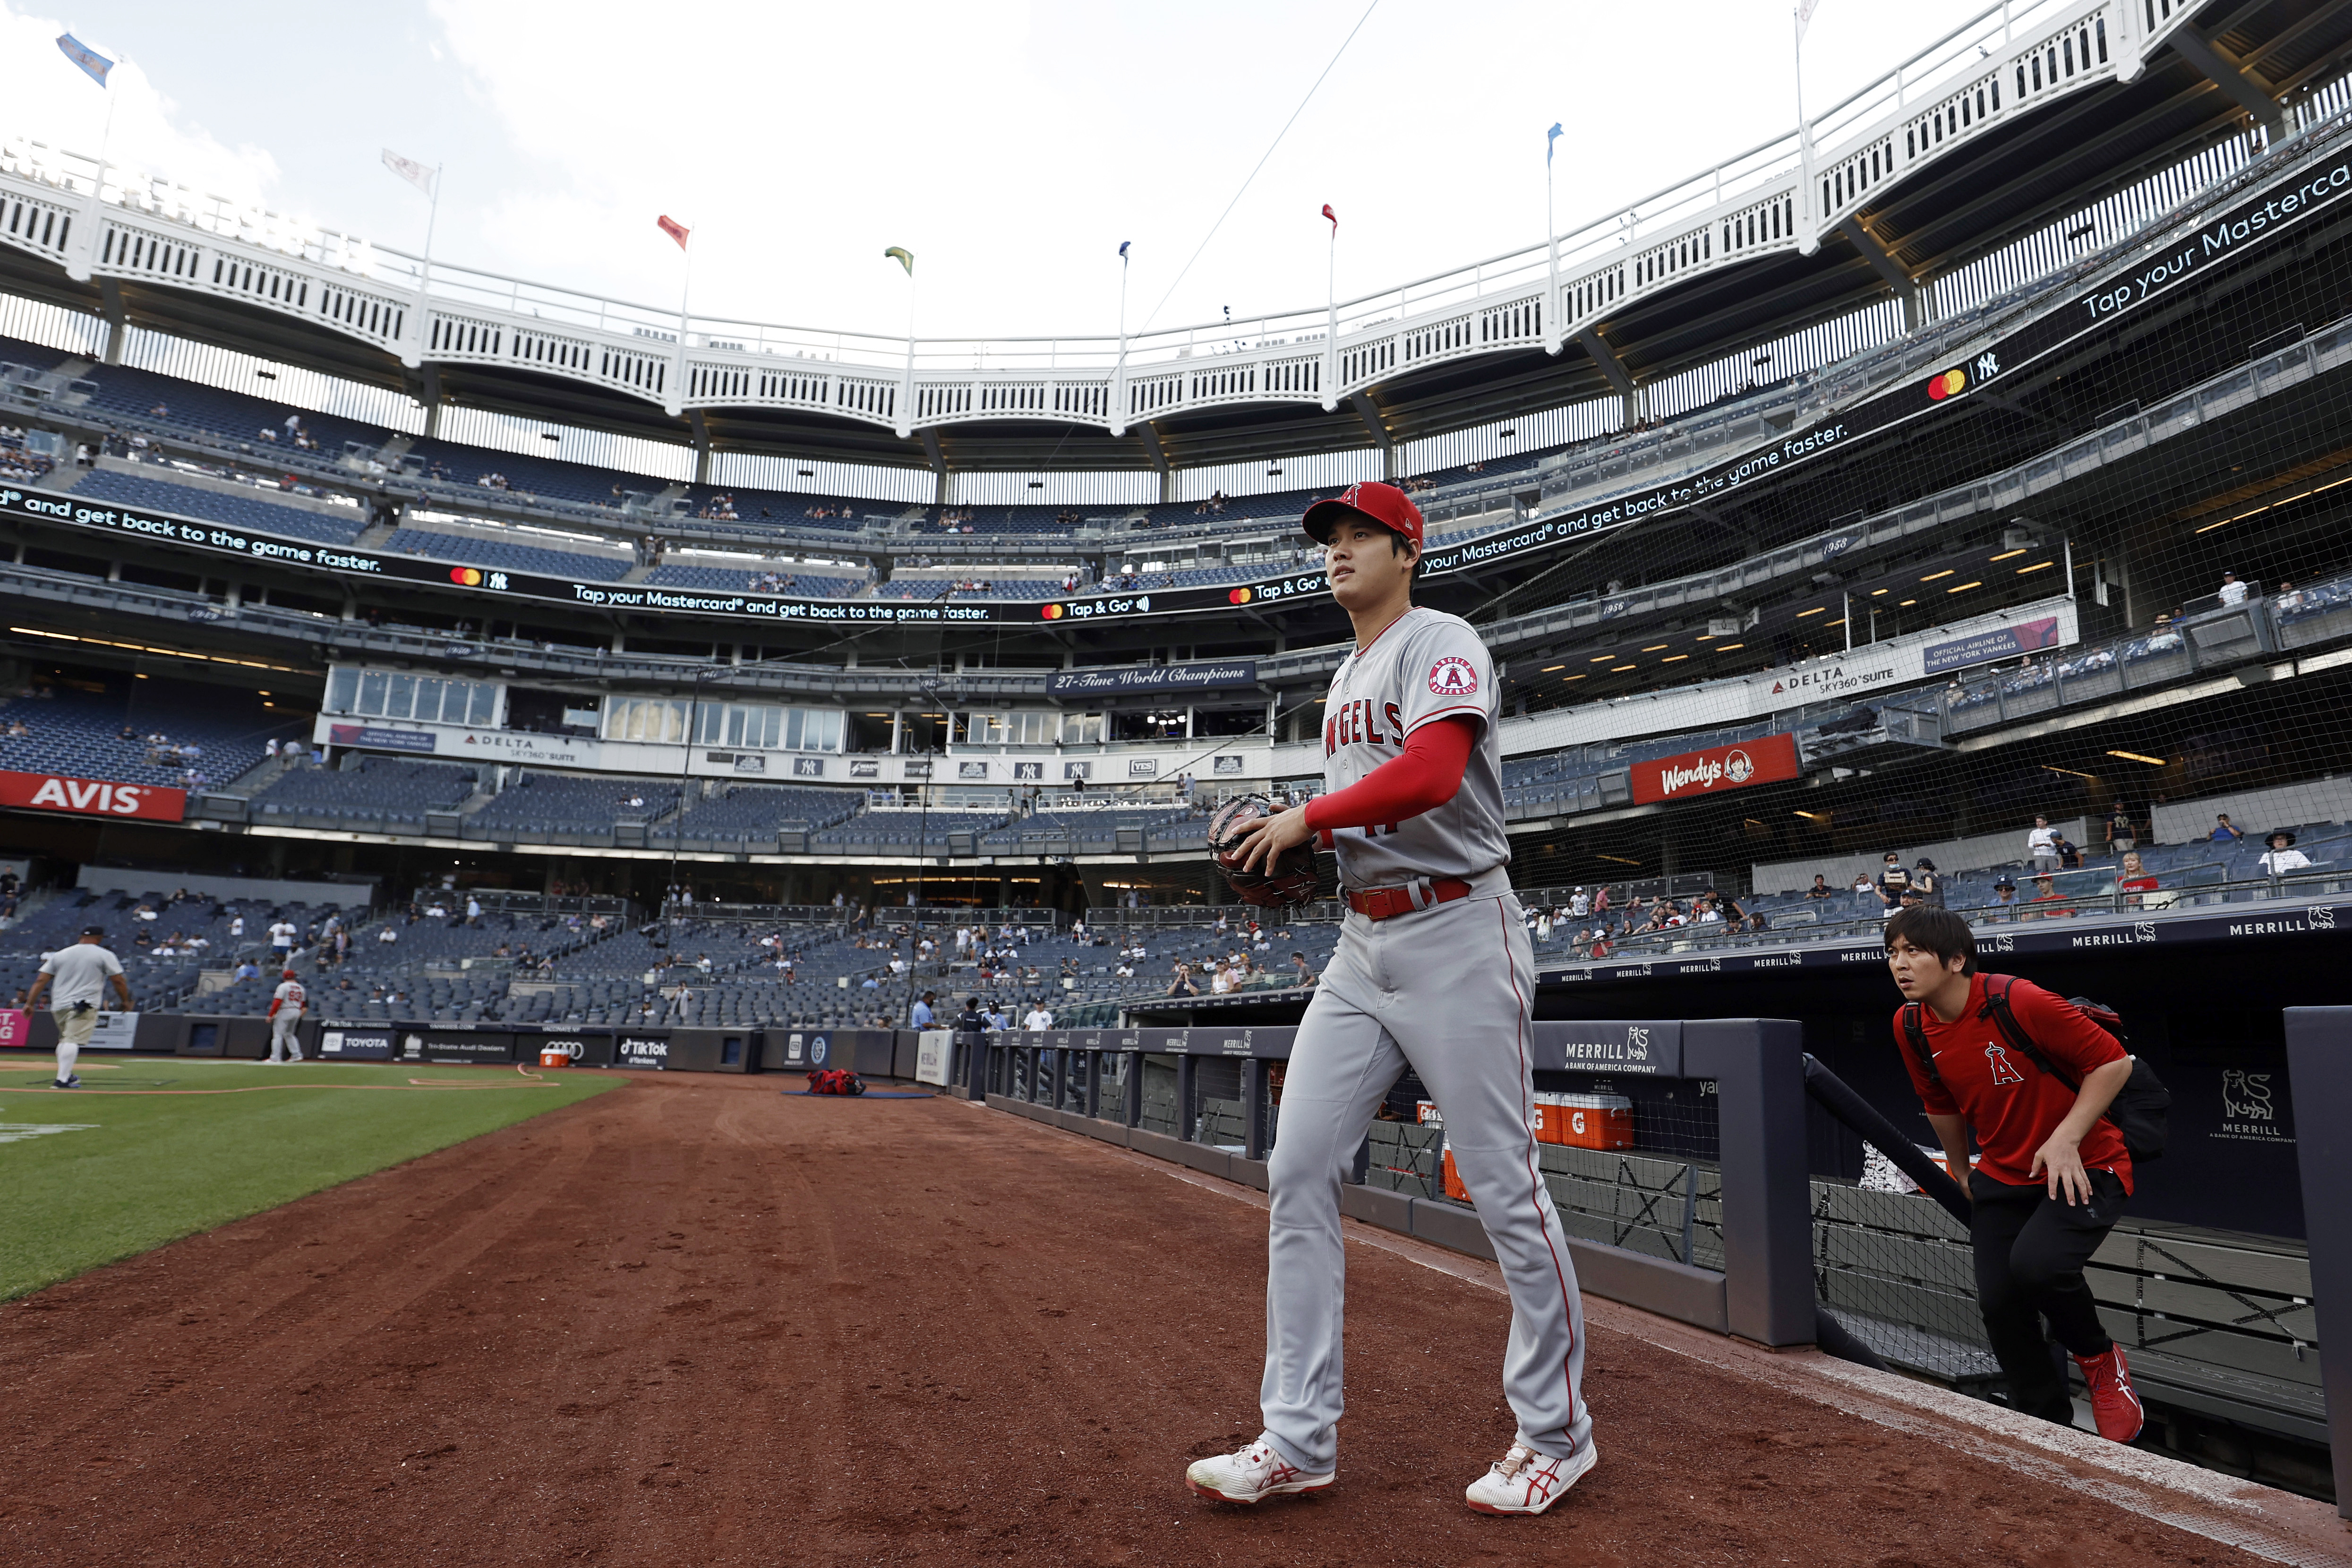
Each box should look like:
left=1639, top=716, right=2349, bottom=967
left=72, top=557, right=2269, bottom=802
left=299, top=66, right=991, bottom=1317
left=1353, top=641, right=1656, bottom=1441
left=1969, top=1168, right=2126, bottom=1423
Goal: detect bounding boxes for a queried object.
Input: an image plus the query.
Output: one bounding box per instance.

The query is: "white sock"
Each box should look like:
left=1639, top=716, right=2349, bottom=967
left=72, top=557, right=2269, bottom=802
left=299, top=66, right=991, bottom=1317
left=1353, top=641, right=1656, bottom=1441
left=55, top=1040, right=78, bottom=1082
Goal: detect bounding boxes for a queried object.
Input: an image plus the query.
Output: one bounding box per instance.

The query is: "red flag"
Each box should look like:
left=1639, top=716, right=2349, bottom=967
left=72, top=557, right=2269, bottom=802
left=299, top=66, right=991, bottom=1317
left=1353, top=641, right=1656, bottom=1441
left=656, top=214, right=690, bottom=251
left=1322, top=203, right=1337, bottom=232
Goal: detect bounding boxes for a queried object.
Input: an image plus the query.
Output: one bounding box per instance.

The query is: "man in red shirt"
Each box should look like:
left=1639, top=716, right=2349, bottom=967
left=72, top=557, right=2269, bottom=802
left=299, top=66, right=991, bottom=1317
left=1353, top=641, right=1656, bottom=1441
left=1883, top=906, right=2144, bottom=1442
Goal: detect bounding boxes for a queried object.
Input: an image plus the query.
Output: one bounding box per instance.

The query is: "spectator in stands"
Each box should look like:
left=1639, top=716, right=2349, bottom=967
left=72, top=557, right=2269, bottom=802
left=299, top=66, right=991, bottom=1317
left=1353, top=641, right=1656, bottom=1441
left=2117, top=852, right=2160, bottom=907
left=2052, top=831, right=2084, bottom=871
left=1165, top=962, right=1200, bottom=998
left=2104, top=802, right=2136, bottom=856
left=2025, top=874, right=2075, bottom=919
left=1911, top=859, right=1943, bottom=908
left=1850, top=872, right=1874, bottom=905
left=2218, top=570, right=2248, bottom=606
left=2210, top=813, right=2245, bottom=843
left=1805, top=875, right=1833, bottom=901
left=377, top=925, right=399, bottom=944
left=1288, top=951, right=1317, bottom=988
left=911, top=991, right=937, bottom=1028
left=1022, top=1000, right=1053, bottom=1031
left=2026, top=815, right=2060, bottom=873
left=1874, top=853, right=1912, bottom=915
left=234, top=958, right=261, bottom=981
left=2259, top=831, right=2311, bottom=876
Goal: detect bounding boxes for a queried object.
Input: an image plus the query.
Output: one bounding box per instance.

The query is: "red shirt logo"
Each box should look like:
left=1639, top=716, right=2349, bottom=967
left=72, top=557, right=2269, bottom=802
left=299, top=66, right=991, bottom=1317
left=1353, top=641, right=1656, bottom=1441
left=1428, top=656, right=1477, bottom=697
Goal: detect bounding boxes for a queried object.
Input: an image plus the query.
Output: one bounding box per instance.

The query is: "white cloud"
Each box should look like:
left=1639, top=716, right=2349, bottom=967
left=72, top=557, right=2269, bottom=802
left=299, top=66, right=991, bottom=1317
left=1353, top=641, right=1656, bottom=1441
left=1, top=7, right=281, bottom=210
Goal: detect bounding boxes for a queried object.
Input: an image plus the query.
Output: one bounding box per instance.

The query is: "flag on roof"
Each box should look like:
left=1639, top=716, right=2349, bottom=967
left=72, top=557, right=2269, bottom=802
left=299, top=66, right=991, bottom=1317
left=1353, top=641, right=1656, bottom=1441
left=884, top=246, right=914, bottom=276
left=1118, top=240, right=1131, bottom=261
left=56, top=33, right=113, bottom=87
left=657, top=214, right=690, bottom=251
left=1547, top=122, right=1563, bottom=166
left=382, top=150, right=436, bottom=198
left=1795, top=0, right=1822, bottom=41
left=1322, top=203, right=1337, bottom=232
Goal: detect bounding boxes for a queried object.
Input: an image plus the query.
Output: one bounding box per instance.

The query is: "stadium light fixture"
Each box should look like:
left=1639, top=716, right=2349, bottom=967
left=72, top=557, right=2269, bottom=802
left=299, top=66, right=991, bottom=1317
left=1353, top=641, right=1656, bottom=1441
left=1793, top=809, right=1826, bottom=821
left=1562, top=674, right=1585, bottom=681
left=1611, top=665, right=1636, bottom=673
left=1598, top=854, right=1641, bottom=865
left=2108, top=749, right=2167, bottom=766
left=1662, top=654, right=1690, bottom=662
left=1641, top=643, right=1669, bottom=652
left=1899, top=598, right=1918, bottom=606
left=2042, top=764, right=2094, bottom=778
left=1541, top=664, right=1565, bottom=671
left=1990, top=548, right=2027, bottom=561
left=1921, top=569, right=1954, bottom=581
left=1589, top=654, right=1616, bottom=662
left=1946, top=581, right=1982, bottom=592
left=1796, top=606, right=1825, bottom=617
left=1714, top=642, right=1744, bottom=651
left=2017, top=560, right=2054, bottom=573
left=1870, top=587, right=1890, bottom=595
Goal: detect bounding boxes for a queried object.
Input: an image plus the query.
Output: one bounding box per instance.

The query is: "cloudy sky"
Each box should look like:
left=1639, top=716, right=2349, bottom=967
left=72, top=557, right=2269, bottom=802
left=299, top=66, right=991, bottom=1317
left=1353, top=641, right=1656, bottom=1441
left=10, top=0, right=2000, bottom=344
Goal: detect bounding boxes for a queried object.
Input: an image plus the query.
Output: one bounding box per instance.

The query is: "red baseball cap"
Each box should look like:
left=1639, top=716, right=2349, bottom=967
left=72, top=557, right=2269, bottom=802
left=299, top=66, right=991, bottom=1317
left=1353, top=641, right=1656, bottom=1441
left=1301, top=480, right=1425, bottom=548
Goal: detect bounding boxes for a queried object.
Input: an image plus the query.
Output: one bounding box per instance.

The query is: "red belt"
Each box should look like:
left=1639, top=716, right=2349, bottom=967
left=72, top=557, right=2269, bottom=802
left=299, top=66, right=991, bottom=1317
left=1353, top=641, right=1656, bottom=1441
left=1347, top=878, right=1473, bottom=921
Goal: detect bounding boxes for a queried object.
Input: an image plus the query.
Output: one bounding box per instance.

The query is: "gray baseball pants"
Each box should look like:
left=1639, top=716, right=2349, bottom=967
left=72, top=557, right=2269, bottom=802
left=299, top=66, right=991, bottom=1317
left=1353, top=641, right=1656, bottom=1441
left=1258, top=881, right=1591, bottom=1472
left=269, top=1012, right=303, bottom=1062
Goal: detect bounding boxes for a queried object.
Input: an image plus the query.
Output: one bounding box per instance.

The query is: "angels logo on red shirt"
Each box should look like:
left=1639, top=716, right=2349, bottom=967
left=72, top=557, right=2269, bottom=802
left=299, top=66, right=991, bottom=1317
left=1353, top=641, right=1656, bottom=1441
left=1428, top=656, right=1478, bottom=698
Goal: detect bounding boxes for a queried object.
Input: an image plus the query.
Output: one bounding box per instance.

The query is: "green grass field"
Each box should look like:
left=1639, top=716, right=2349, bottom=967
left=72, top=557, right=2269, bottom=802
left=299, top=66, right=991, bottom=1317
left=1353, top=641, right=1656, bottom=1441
left=0, top=1055, right=620, bottom=1300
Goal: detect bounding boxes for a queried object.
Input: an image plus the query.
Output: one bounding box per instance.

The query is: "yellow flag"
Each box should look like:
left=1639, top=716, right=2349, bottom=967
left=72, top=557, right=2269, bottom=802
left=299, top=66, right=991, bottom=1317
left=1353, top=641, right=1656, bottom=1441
left=884, top=247, right=914, bottom=277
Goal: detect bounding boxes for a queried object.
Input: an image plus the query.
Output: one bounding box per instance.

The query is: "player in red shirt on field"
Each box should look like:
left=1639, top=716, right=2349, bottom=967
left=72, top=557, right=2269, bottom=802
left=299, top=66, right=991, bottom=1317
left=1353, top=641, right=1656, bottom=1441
left=1883, top=906, right=2144, bottom=1441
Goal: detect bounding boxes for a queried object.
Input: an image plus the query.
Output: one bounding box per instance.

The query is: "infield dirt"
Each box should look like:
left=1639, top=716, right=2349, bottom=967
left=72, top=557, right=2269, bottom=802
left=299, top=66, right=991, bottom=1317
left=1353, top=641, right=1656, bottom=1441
left=0, top=1072, right=2293, bottom=1565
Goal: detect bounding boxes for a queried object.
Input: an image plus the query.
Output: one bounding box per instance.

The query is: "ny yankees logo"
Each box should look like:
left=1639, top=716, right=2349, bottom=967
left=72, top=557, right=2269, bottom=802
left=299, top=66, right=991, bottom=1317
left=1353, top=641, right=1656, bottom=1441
left=1984, top=1041, right=2026, bottom=1085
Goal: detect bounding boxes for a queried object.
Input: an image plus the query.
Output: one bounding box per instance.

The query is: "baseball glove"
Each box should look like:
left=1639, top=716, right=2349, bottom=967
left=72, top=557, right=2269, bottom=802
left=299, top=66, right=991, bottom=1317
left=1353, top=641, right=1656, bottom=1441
left=1206, top=793, right=1322, bottom=908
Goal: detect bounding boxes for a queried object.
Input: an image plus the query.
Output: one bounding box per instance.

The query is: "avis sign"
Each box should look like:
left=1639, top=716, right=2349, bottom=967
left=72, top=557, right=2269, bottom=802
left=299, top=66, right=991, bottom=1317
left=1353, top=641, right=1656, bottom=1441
left=0, top=769, right=187, bottom=822
left=1629, top=733, right=1799, bottom=805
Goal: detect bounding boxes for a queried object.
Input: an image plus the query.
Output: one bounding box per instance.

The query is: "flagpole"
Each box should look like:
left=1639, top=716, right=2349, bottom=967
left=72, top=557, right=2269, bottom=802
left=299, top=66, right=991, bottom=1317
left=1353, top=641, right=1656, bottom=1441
left=1795, top=7, right=1820, bottom=255
left=1545, top=130, right=1561, bottom=354
left=1114, top=247, right=1129, bottom=436
left=668, top=229, right=692, bottom=421
left=1323, top=212, right=1338, bottom=412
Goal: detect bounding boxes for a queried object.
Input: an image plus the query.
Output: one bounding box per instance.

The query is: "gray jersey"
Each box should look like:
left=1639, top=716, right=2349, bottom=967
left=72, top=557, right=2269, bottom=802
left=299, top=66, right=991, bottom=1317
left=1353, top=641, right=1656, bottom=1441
left=1319, top=605, right=1507, bottom=889
left=39, top=944, right=123, bottom=1009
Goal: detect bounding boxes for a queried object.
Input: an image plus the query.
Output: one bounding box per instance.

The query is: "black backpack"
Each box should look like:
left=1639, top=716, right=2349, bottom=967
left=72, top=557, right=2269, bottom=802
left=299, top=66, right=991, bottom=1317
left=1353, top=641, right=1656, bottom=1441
left=1900, top=974, right=2169, bottom=1162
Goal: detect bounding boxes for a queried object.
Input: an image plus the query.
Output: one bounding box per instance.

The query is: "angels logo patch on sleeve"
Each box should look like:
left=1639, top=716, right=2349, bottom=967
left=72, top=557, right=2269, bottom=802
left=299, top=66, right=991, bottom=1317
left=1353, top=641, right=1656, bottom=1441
left=1428, top=655, right=1479, bottom=697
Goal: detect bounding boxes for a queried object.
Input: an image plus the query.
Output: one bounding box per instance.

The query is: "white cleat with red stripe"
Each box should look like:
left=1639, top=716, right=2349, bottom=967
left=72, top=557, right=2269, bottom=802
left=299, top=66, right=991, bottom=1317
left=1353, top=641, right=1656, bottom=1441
left=1184, top=1438, right=1335, bottom=1504
left=1463, top=1439, right=1596, bottom=1515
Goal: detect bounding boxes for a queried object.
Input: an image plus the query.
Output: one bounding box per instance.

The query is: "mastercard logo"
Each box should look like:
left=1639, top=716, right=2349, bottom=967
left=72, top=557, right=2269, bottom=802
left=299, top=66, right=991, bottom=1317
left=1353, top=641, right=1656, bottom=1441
left=448, top=566, right=483, bottom=586
left=1925, top=368, right=1967, bottom=401
left=1039, top=603, right=1065, bottom=620
left=1229, top=587, right=1255, bottom=605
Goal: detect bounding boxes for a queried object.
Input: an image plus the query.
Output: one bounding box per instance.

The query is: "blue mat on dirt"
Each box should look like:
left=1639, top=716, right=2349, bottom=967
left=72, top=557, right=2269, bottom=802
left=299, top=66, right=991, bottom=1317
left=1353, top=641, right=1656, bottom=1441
left=779, top=1089, right=932, bottom=1098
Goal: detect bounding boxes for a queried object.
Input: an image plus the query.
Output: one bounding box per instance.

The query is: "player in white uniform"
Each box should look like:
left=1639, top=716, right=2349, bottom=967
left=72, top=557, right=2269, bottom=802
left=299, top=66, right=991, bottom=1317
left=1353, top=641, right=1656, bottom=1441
left=266, top=969, right=307, bottom=1062
left=1186, top=481, right=1594, bottom=1516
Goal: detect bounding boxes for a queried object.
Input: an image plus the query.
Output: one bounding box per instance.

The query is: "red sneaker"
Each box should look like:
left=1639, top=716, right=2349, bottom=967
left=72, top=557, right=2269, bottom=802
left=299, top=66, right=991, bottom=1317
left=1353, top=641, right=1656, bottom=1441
left=2074, top=1346, right=2146, bottom=1443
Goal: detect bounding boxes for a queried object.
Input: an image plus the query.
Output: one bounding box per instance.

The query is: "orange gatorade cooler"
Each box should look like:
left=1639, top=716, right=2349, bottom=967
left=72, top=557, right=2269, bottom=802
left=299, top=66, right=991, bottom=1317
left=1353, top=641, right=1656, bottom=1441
left=539, top=1045, right=571, bottom=1067
left=1532, top=1092, right=1564, bottom=1145
left=1555, top=1093, right=1634, bottom=1150
left=1416, top=1101, right=1442, bottom=1126
left=1441, top=1143, right=1470, bottom=1202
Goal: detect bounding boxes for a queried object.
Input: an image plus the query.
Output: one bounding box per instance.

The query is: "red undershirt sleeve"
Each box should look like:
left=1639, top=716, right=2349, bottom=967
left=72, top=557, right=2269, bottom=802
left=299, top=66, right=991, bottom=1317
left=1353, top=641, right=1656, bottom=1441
left=1301, top=714, right=1479, bottom=836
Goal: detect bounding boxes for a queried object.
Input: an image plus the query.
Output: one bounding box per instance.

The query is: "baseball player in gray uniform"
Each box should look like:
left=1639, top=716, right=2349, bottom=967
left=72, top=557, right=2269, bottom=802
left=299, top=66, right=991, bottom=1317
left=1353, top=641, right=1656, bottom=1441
left=266, top=969, right=308, bottom=1062
left=1187, top=480, right=1594, bottom=1516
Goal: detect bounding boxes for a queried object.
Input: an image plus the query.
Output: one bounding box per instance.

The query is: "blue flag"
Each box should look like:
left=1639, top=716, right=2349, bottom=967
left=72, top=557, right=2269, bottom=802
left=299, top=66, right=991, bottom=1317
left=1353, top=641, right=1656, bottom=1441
left=56, top=33, right=113, bottom=88
left=1547, top=122, right=1563, bottom=166
left=1119, top=240, right=1131, bottom=261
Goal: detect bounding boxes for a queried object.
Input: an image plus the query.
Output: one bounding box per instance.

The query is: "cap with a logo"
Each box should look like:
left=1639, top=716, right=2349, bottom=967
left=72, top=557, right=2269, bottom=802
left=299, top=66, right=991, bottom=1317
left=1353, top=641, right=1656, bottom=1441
left=79, top=924, right=107, bottom=939
left=1301, top=480, right=1426, bottom=548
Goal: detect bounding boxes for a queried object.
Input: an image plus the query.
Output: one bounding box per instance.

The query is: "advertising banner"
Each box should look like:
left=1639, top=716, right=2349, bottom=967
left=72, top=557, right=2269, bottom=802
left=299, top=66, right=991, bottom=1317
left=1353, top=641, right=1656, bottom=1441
left=1628, top=733, right=1800, bottom=805
left=0, top=1008, right=29, bottom=1047
left=319, top=1028, right=395, bottom=1060
left=1921, top=615, right=2064, bottom=674
left=0, top=770, right=186, bottom=822
left=326, top=725, right=436, bottom=753
left=1047, top=660, right=1257, bottom=696
left=87, top=1011, right=140, bottom=1050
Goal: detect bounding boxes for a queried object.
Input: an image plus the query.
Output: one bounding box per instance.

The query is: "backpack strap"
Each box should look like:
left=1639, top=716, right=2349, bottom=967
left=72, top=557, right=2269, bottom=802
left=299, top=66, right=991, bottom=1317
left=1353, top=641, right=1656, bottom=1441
left=1978, top=974, right=2080, bottom=1092
left=1899, top=1001, right=1943, bottom=1090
